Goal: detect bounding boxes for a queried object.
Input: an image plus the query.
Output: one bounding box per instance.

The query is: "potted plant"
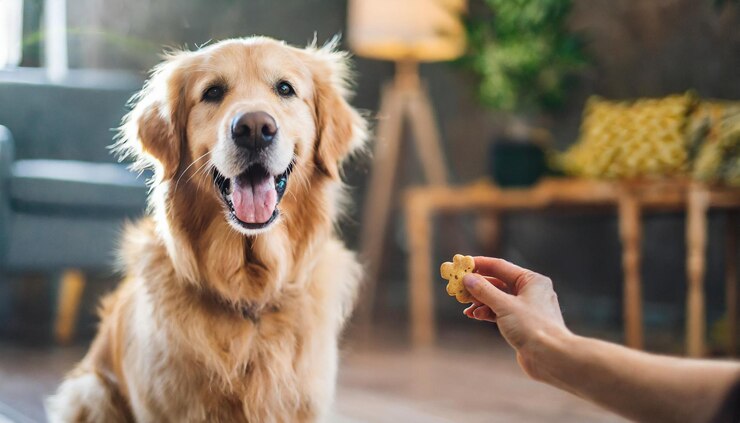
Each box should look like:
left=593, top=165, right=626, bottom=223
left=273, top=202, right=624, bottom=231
left=461, top=0, right=588, bottom=186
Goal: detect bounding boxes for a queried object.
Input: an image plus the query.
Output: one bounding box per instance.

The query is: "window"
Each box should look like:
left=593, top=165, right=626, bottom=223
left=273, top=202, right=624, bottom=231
left=0, top=0, right=24, bottom=68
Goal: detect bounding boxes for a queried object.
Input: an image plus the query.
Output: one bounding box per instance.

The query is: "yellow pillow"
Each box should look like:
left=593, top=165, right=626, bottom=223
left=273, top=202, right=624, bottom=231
left=562, top=93, right=697, bottom=178
left=688, top=101, right=740, bottom=185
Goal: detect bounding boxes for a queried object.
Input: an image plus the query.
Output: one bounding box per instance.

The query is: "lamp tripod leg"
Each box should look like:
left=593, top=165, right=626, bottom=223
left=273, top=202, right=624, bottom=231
left=357, top=83, right=406, bottom=331
left=406, top=83, right=449, bottom=185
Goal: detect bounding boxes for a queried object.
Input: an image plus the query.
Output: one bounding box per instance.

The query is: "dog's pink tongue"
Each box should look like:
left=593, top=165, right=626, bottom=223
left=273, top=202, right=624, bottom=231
left=231, top=174, right=277, bottom=224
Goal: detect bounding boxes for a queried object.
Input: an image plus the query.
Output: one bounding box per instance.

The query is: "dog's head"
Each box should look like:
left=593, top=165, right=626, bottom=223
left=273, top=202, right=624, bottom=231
left=118, top=37, right=366, bottom=237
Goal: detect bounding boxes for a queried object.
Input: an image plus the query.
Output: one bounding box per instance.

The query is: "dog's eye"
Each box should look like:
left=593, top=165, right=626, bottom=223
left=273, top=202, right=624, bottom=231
left=275, top=81, right=295, bottom=98
left=203, top=85, right=226, bottom=103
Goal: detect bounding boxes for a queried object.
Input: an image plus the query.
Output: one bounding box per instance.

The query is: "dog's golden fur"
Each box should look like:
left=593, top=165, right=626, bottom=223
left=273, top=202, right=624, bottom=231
left=47, top=37, right=367, bottom=422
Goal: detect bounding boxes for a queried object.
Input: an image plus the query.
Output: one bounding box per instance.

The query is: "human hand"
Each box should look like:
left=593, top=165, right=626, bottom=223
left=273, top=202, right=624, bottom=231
left=462, top=257, right=572, bottom=380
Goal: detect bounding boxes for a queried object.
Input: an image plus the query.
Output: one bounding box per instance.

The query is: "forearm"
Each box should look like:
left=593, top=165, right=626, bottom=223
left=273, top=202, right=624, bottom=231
left=527, top=329, right=740, bottom=423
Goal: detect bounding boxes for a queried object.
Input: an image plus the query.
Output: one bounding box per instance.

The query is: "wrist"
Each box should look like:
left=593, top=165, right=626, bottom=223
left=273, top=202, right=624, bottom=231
left=521, top=324, right=579, bottom=385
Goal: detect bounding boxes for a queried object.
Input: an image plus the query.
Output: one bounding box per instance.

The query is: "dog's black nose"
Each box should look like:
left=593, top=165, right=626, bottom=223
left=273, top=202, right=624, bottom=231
left=231, top=111, right=277, bottom=151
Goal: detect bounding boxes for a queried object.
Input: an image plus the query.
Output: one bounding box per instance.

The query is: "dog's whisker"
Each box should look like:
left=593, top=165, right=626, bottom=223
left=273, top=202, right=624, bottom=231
left=185, top=157, right=215, bottom=186
left=188, top=160, right=216, bottom=199
left=180, top=159, right=213, bottom=199
left=174, top=151, right=212, bottom=195
left=193, top=163, right=214, bottom=198
left=177, top=151, right=211, bottom=183
left=294, top=171, right=310, bottom=195
left=186, top=159, right=213, bottom=182
left=201, top=164, right=216, bottom=195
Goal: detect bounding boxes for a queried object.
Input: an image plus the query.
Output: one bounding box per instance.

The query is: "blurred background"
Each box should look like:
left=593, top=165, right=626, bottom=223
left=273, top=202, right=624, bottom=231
left=0, top=0, right=739, bottom=421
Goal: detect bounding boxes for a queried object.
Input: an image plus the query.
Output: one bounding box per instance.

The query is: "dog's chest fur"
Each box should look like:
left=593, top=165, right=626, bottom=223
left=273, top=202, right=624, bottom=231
left=104, top=229, right=359, bottom=423
left=127, top=295, right=336, bottom=422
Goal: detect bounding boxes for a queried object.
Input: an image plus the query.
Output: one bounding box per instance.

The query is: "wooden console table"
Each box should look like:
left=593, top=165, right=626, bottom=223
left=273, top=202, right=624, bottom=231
left=404, top=178, right=740, bottom=356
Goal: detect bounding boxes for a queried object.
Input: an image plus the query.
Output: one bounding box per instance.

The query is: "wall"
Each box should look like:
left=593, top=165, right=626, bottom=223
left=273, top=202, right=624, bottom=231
left=41, top=0, right=740, bottom=345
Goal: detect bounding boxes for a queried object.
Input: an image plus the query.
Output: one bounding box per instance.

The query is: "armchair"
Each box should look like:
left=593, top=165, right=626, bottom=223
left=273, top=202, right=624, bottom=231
left=0, top=71, right=148, bottom=343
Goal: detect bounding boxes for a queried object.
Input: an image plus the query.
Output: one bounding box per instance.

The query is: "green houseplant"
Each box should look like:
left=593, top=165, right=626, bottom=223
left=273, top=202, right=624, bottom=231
left=461, top=0, right=588, bottom=186
left=463, top=0, right=587, bottom=113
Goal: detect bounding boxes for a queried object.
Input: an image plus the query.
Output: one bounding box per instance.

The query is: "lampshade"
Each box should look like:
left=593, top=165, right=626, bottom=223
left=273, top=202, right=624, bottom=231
left=348, top=0, right=467, bottom=62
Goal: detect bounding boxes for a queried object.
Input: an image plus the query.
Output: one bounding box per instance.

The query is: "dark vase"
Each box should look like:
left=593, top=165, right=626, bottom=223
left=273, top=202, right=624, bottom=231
left=489, top=137, right=547, bottom=187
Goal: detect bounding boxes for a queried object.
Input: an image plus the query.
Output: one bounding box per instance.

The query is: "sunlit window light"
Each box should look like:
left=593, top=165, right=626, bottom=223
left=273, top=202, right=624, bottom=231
left=44, top=0, right=67, bottom=81
left=0, top=0, right=23, bottom=68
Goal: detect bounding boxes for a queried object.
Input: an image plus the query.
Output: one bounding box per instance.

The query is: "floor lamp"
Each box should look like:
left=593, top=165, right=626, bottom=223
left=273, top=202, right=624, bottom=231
left=348, top=0, right=467, bottom=328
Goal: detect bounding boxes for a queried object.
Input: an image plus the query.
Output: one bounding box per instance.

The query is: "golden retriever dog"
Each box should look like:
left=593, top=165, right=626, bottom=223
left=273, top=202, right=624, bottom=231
left=47, top=36, right=367, bottom=422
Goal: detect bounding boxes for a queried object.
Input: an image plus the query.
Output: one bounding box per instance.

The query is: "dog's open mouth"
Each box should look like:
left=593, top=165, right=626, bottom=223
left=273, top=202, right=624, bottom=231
left=212, top=163, right=291, bottom=230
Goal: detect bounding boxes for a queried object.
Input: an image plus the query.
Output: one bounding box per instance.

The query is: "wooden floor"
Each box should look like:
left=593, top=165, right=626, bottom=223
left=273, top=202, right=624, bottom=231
left=0, top=327, right=625, bottom=423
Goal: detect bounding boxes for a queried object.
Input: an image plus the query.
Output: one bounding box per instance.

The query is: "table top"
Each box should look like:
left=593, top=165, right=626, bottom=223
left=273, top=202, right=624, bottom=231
left=404, top=177, right=740, bottom=212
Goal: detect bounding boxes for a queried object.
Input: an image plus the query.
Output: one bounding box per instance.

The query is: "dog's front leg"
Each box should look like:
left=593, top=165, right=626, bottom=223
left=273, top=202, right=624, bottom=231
left=47, top=370, right=132, bottom=423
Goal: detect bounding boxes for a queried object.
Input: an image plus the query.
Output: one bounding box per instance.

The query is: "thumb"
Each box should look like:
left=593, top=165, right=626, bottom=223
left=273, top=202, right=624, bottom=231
left=463, top=273, right=512, bottom=312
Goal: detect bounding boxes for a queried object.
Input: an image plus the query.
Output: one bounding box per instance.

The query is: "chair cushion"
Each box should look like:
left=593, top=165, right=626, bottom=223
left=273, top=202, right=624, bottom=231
left=3, top=213, right=128, bottom=270
left=10, top=159, right=148, bottom=216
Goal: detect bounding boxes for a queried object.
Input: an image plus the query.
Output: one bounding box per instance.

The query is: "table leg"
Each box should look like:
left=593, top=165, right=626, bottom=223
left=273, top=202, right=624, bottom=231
left=726, top=212, right=738, bottom=356
left=54, top=269, right=85, bottom=345
left=686, top=183, right=709, bottom=357
left=406, top=192, right=435, bottom=347
left=618, top=190, right=644, bottom=350
left=475, top=213, right=501, bottom=256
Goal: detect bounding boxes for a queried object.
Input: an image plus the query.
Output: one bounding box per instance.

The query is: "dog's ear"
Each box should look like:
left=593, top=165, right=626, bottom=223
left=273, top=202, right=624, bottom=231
left=115, top=52, right=191, bottom=180
left=307, top=39, right=368, bottom=180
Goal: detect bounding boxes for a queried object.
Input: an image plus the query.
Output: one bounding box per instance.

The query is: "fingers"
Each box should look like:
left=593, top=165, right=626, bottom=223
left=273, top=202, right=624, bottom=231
left=473, top=306, right=497, bottom=322
left=463, top=303, right=497, bottom=322
left=484, top=276, right=509, bottom=293
left=463, top=273, right=512, bottom=311
left=462, top=278, right=506, bottom=319
left=474, top=257, right=530, bottom=283
left=463, top=301, right=484, bottom=317
left=474, top=257, right=543, bottom=293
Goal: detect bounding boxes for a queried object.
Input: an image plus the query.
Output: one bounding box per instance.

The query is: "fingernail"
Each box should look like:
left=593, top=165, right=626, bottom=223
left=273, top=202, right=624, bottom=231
left=473, top=308, right=483, bottom=318
left=463, top=273, right=479, bottom=289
